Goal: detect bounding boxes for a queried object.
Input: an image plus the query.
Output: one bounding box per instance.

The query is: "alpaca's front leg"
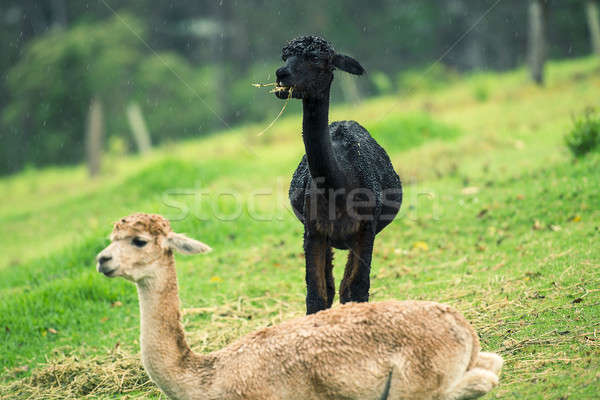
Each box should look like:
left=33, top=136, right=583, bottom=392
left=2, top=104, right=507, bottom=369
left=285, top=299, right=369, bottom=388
left=304, top=231, right=330, bottom=314
left=340, top=226, right=375, bottom=303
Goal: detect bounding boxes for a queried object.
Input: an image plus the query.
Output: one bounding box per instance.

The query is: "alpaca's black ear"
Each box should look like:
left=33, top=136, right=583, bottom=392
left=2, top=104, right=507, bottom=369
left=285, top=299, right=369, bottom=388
left=332, top=54, right=365, bottom=75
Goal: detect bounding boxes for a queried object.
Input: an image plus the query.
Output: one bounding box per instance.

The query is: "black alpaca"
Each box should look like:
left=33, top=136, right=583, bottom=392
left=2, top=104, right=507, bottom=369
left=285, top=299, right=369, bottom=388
left=274, top=36, right=402, bottom=314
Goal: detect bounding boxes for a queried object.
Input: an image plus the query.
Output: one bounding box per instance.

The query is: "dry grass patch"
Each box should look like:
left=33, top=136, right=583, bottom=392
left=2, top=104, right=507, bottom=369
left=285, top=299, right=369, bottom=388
left=2, top=349, right=158, bottom=399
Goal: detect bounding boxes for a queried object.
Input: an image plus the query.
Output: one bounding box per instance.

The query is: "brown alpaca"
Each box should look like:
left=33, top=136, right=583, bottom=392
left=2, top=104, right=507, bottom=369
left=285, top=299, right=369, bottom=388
left=96, top=213, right=502, bottom=400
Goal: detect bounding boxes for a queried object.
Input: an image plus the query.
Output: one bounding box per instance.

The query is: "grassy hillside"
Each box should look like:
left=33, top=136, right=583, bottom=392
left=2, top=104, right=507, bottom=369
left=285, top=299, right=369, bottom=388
left=1, top=57, right=599, bottom=399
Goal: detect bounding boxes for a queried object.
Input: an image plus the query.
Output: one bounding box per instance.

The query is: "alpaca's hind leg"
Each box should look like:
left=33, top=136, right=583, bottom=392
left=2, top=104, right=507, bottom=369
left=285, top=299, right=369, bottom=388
left=325, top=246, right=335, bottom=308
left=445, top=368, right=499, bottom=400
left=304, top=232, right=330, bottom=314
left=475, top=352, right=503, bottom=376
left=340, top=226, right=375, bottom=304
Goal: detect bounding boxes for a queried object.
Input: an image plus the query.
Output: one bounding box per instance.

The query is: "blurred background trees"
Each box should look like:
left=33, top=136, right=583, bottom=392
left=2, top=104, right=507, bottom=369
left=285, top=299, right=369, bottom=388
left=0, top=0, right=598, bottom=175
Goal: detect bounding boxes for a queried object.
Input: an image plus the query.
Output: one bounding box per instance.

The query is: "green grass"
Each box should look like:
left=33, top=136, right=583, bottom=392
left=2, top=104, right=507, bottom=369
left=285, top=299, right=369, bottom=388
left=368, top=113, right=461, bottom=152
left=1, top=57, right=600, bottom=399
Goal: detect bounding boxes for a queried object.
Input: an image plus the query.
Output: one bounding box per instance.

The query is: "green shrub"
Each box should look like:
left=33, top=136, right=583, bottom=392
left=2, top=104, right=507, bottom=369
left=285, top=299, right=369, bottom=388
left=565, top=110, right=600, bottom=158
left=134, top=53, right=218, bottom=143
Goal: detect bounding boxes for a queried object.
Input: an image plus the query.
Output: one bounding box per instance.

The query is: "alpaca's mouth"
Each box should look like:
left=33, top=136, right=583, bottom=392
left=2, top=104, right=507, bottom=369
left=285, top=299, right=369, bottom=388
left=252, top=81, right=296, bottom=99
left=274, top=84, right=293, bottom=99
left=102, top=269, right=117, bottom=277
left=98, top=264, right=118, bottom=277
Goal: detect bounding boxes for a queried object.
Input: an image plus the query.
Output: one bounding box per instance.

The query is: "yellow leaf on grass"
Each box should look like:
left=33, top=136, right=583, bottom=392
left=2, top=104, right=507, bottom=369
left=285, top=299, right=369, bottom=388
left=210, top=276, right=223, bottom=283
left=412, top=241, right=429, bottom=251
left=461, top=186, right=480, bottom=195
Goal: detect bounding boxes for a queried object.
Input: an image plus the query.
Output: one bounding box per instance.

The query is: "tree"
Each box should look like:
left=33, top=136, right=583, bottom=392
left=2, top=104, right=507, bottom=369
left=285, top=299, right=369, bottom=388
left=1, top=0, right=598, bottom=174
left=85, top=97, right=104, bottom=177
left=586, top=0, right=600, bottom=55
left=2, top=16, right=144, bottom=171
left=528, top=0, right=549, bottom=85
left=1, top=15, right=218, bottom=173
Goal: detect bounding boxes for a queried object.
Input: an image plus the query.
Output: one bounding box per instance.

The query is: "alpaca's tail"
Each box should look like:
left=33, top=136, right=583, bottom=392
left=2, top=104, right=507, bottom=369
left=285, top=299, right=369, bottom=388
left=378, top=369, right=393, bottom=400
left=446, top=352, right=503, bottom=400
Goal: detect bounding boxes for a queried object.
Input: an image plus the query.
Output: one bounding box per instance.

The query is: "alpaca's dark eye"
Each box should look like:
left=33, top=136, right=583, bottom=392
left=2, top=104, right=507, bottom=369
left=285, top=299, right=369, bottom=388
left=132, top=237, right=148, bottom=248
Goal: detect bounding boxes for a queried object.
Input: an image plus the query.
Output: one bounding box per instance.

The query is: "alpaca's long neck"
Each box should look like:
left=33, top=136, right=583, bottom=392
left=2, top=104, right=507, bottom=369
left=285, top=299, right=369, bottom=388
left=302, top=94, right=346, bottom=189
left=136, top=262, right=215, bottom=399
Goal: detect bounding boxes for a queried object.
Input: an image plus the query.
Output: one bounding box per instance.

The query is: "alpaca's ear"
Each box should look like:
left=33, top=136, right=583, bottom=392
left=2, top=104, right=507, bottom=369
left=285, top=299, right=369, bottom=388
left=164, top=232, right=212, bottom=255
left=333, top=54, right=365, bottom=75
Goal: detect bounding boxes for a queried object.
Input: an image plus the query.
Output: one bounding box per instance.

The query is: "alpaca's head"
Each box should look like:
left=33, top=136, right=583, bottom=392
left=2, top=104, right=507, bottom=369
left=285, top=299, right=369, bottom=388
left=275, top=35, right=365, bottom=100
left=96, top=213, right=211, bottom=283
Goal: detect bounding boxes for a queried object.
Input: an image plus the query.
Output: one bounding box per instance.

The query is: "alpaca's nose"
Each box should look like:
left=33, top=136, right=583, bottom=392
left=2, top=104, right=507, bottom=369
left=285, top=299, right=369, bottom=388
left=276, top=66, right=290, bottom=81
left=98, top=255, right=112, bottom=265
